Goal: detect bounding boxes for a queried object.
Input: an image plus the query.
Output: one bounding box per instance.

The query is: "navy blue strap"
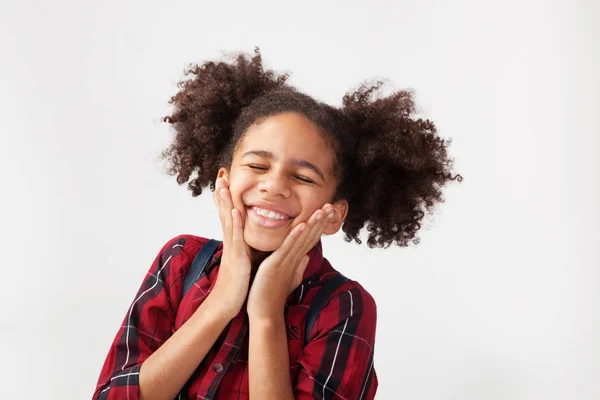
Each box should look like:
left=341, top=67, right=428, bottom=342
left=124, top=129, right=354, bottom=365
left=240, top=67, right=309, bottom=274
left=181, top=239, right=221, bottom=298
left=304, top=273, right=349, bottom=346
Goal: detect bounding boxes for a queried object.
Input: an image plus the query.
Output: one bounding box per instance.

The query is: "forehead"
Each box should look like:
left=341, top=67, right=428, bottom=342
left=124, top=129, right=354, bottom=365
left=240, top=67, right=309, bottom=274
left=236, top=112, right=334, bottom=171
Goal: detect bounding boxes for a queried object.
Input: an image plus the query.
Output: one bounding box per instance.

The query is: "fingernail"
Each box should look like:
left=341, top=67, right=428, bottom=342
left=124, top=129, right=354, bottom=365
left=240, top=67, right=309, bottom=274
left=315, top=211, right=323, bottom=221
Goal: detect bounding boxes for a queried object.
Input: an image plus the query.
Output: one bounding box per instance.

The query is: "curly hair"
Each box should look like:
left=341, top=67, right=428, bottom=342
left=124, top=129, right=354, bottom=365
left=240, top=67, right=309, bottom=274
left=161, top=48, right=462, bottom=248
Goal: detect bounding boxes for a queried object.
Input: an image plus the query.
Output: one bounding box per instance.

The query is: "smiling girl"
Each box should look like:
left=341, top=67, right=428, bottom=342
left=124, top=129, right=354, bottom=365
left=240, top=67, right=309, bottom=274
left=93, top=49, right=460, bottom=400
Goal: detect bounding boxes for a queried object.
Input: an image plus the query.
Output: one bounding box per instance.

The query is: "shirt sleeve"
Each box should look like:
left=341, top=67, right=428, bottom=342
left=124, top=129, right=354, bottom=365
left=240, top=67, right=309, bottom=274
left=92, top=235, right=193, bottom=400
left=295, top=282, right=378, bottom=400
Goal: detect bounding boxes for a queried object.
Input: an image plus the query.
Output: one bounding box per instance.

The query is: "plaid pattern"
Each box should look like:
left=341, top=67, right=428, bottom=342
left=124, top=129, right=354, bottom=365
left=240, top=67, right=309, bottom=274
left=93, top=234, right=378, bottom=399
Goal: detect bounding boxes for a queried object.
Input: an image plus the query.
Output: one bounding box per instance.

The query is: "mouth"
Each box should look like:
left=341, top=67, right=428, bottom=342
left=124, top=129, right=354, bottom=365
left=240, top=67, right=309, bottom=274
left=245, top=205, right=293, bottom=229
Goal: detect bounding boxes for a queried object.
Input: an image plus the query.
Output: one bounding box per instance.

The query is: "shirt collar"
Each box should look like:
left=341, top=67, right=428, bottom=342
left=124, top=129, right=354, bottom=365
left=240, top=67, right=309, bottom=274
left=302, top=239, right=324, bottom=281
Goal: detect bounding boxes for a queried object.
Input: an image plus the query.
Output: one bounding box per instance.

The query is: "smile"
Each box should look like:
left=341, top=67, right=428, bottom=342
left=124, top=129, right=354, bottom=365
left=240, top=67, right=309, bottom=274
left=250, top=206, right=288, bottom=220
left=246, top=206, right=292, bottom=229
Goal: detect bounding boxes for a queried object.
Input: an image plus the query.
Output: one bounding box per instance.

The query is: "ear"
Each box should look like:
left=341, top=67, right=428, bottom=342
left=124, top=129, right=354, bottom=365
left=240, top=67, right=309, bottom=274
left=214, top=167, right=230, bottom=206
left=323, top=199, right=349, bottom=236
left=216, top=167, right=229, bottom=183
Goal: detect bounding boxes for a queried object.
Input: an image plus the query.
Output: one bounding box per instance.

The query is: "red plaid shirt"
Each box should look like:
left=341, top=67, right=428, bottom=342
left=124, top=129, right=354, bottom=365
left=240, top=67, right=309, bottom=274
left=93, top=234, right=378, bottom=399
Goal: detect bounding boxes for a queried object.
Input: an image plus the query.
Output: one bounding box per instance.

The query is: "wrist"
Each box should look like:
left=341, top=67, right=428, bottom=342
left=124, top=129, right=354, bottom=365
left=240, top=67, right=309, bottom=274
left=249, top=312, right=285, bottom=328
left=201, top=289, right=241, bottom=321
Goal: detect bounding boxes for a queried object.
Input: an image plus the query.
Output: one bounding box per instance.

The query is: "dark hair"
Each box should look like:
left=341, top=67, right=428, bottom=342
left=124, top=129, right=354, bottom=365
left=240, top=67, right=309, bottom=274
left=161, top=48, right=462, bottom=248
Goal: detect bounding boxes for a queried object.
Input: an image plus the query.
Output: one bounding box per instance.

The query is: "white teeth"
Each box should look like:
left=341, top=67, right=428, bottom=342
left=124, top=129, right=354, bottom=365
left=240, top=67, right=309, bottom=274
left=253, top=207, right=286, bottom=220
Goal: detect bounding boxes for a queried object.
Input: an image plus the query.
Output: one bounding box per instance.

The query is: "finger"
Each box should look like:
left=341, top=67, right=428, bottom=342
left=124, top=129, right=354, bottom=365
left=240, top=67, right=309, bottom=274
left=218, top=181, right=230, bottom=209
left=299, top=206, right=331, bottom=254
left=321, top=204, right=336, bottom=234
left=283, top=207, right=324, bottom=257
left=216, top=185, right=225, bottom=225
left=278, top=205, right=330, bottom=265
left=286, top=216, right=319, bottom=267
left=230, top=208, right=246, bottom=251
left=275, top=221, right=306, bottom=261
left=216, top=177, right=224, bottom=191
left=300, top=207, right=327, bottom=246
left=278, top=205, right=331, bottom=272
left=310, top=204, right=332, bottom=227
left=213, top=178, right=222, bottom=206
left=220, top=187, right=233, bottom=214
left=325, top=204, right=335, bottom=222
left=219, top=188, right=233, bottom=246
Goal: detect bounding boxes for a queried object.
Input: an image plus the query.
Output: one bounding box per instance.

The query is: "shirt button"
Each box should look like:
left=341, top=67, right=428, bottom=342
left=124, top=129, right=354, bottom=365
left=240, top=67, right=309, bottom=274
left=212, top=363, right=224, bottom=373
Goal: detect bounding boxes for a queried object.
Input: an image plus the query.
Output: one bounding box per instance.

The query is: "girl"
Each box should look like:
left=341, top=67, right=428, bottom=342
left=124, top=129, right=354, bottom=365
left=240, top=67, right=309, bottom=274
left=93, top=49, right=460, bottom=400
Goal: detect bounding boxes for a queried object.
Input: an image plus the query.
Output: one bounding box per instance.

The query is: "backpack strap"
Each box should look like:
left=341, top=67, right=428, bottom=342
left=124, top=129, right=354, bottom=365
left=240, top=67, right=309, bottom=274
left=304, top=273, right=349, bottom=347
left=181, top=239, right=221, bottom=298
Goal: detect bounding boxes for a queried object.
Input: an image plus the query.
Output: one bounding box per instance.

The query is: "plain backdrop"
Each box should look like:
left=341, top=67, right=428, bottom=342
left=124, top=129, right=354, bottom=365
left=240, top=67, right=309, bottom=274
left=1, top=0, right=598, bottom=398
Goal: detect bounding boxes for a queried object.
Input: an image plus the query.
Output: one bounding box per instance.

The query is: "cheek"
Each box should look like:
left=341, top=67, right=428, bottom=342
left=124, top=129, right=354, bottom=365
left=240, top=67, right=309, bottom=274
left=228, top=173, right=254, bottom=201
left=228, top=184, right=253, bottom=222
left=299, top=197, right=326, bottom=218
left=226, top=178, right=246, bottom=203
left=231, top=193, right=246, bottom=213
left=222, top=185, right=245, bottom=216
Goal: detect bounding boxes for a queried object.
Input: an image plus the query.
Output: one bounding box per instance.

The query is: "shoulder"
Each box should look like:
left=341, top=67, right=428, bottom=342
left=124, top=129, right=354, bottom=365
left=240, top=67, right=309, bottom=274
left=310, top=273, right=378, bottom=344
left=324, top=277, right=377, bottom=322
left=311, top=256, right=378, bottom=323
left=153, top=234, right=218, bottom=274
left=302, top=275, right=378, bottom=386
left=157, top=233, right=211, bottom=256
left=315, top=259, right=377, bottom=318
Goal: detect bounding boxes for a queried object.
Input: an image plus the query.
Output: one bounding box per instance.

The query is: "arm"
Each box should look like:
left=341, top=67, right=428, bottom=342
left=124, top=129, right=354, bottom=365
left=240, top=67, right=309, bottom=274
left=246, top=205, right=342, bottom=399
left=137, top=293, right=234, bottom=400
left=247, top=284, right=378, bottom=400
left=248, top=315, right=295, bottom=400
left=93, top=237, right=237, bottom=400
left=96, top=181, right=251, bottom=400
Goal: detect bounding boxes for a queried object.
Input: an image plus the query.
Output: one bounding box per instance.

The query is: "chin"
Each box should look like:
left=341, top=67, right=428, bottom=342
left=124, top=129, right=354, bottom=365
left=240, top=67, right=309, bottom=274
left=243, top=230, right=283, bottom=252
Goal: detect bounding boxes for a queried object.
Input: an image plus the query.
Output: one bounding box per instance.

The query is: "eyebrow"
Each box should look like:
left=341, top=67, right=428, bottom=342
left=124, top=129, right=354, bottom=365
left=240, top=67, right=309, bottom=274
left=241, top=150, right=326, bottom=182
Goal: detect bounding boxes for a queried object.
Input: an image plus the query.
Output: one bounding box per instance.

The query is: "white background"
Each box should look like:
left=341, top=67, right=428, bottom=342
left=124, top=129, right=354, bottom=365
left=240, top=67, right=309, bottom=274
left=1, top=0, right=598, bottom=398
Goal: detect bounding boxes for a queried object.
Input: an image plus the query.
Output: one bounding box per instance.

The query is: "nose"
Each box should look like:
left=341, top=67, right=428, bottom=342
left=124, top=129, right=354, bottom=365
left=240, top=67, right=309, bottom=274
left=258, top=170, right=291, bottom=198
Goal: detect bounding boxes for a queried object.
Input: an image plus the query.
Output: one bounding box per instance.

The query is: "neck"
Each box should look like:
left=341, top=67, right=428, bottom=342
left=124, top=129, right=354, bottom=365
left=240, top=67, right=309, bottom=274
left=247, top=244, right=272, bottom=272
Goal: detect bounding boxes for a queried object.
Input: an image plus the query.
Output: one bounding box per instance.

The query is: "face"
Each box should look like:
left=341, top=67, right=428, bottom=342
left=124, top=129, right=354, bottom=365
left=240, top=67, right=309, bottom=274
left=217, top=112, right=348, bottom=254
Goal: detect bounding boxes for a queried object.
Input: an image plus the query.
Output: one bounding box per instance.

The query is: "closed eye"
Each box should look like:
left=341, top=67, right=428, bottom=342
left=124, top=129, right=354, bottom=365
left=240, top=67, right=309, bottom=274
left=248, top=165, right=315, bottom=184
left=295, top=176, right=314, bottom=184
left=248, top=165, right=267, bottom=170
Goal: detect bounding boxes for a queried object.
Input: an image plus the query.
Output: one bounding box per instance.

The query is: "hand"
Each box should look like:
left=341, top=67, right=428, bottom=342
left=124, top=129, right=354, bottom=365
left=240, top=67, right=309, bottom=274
left=206, top=178, right=252, bottom=319
left=246, top=204, right=335, bottom=322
